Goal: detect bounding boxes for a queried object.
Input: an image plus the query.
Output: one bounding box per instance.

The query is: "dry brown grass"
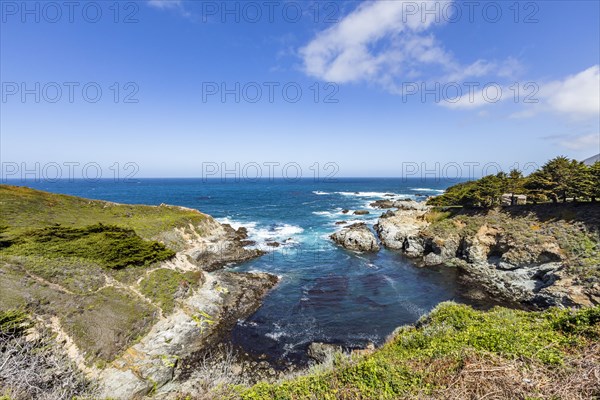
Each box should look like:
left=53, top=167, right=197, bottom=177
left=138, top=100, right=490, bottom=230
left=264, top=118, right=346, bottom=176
left=0, top=326, right=98, bottom=400
left=417, top=343, right=600, bottom=400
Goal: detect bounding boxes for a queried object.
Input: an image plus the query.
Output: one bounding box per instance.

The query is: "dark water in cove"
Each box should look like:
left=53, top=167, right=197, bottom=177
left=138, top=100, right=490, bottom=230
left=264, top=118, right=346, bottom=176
left=10, top=178, right=481, bottom=364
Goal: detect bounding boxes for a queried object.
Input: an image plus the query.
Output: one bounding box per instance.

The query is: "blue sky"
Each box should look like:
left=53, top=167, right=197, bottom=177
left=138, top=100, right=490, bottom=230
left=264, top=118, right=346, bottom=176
left=1, top=0, right=599, bottom=178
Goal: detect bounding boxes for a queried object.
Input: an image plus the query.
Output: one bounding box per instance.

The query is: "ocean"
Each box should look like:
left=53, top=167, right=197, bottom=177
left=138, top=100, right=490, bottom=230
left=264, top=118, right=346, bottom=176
left=8, top=178, right=480, bottom=364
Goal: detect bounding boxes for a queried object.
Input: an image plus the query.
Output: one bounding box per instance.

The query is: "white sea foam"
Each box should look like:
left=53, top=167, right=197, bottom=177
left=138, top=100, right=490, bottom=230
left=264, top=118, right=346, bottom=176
left=265, top=324, right=288, bottom=341
left=382, top=275, right=397, bottom=289
left=312, top=191, right=331, bottom=195
left=312, top=210, right=335, bottom=216
left=312, top=208, right=349, bottom=218
left=266, top=330, right=287, bottom=341
left=336, top=191, right=398, bottom=198
left=217, top=217, right=304, bottom=249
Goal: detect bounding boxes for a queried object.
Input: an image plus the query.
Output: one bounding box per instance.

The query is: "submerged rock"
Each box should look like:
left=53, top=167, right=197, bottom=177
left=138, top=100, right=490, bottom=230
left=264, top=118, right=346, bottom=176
left=330, top=223, right=380, bottom=252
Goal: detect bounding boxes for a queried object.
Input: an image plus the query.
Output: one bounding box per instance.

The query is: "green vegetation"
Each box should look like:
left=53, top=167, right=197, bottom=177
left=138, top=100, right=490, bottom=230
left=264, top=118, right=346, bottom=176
left=61, top=286, right=157, bottom=362
left=139, top=268, right=203, bottom=313
left=228, top=303, right=600, bottom=400
left=421, top=204, right=600, bottom=286
left=0, top=185, right=207, bottom=243
left=0, top=185, right=212, bottom=365
left=0, top=309, right=31, bottom=337
left=429, top=157, right=600, bottom=207
left=2, top=224, right=175, bottom=269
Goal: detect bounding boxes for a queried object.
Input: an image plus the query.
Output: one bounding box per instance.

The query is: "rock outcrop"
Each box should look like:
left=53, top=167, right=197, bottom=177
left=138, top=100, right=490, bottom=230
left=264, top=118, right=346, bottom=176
left=307, top=342, right=342, bottom=363
left=330, top=223, right=380, bottom=252
left=99, top=271, right=278, bottom=399
left=353, top=210, right=370, bottom=215
left=96, top=216, right=275, bottom=398
left=375, top=203, right=599, bottom=308
left=374, top=200, right=430, bottom=255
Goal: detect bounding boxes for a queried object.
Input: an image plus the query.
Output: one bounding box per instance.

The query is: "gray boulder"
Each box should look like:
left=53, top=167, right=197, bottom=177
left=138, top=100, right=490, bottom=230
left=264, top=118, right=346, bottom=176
left=330, top=223, right=380, bottom=252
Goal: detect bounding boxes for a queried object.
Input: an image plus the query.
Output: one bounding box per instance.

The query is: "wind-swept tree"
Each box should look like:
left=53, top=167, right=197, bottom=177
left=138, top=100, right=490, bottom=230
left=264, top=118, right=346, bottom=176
left=526, top=156, right=576, bottom=203
left=569, top=160, right=594, bottom=201
left=428, top=156, right=597, bottom=207
left=505, top=169, right=525, bottom=205
left=591, top=162, right=600, bottom=202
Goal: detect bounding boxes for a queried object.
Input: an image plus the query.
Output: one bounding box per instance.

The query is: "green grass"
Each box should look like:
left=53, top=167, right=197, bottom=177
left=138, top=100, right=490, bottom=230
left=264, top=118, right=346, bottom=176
left=0, top=184, right=207, bottom=241
left=0, top=185, right=213, bottom=365
left=61, top=286, right=157, bottom=363
left=139, top=268, right=203, bottom=313
left=230, top=303, right=600, bottom=400
left=0, top=309, right=31, bottom=337
left=2, top=224, right=175, bottom=269
left=422, top=209, right=452, bottom=224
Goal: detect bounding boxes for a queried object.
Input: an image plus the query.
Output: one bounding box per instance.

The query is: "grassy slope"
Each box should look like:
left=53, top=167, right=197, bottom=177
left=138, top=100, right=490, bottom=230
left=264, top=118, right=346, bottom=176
left=0, top=185, right=210, bottom=365
left=230, top=303, right=599, bottom=400
left=0, top=184, right=206, bottom=240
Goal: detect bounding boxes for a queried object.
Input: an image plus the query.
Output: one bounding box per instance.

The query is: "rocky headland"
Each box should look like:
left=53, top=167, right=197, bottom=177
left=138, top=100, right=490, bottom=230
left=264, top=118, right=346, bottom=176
left=0, top=185, right=278, bottom=399
left=369, top=200, right=600, bottom=308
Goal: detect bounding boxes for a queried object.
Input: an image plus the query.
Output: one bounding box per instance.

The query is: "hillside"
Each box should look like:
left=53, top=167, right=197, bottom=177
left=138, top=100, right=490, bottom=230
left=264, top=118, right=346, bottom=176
left=229, top=303, right=599, bottom=400
left=0, top=185, right=276, bottom=399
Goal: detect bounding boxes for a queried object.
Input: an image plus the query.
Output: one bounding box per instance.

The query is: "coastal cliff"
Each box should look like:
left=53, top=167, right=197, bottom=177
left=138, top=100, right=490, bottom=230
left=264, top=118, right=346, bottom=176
left=373, top=200, right=600, bottom=308
left=0, top=185, right=277, bottom=399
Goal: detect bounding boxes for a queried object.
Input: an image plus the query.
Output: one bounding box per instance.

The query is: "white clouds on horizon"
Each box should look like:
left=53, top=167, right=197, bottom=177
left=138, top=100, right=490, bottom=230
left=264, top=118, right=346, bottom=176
left=559, top=133, right=600, bottom=150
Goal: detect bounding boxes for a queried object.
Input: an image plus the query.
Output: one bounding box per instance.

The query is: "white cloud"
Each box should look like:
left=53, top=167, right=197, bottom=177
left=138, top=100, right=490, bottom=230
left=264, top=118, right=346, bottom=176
left=441, top=85, right=509, bottom=110
left=147, top=0, right=182, bottom=9
left=508, top=65, right=600, bottom=120
left=541, top=65, right=600, bottom=118
left=299, top=0, right=519, bottom=93
left=557, top=133, right=600, bottom=151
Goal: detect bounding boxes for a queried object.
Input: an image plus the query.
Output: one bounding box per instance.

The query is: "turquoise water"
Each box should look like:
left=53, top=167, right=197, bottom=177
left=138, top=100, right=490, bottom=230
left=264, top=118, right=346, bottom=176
left=10, top=178, right=479, bottom=364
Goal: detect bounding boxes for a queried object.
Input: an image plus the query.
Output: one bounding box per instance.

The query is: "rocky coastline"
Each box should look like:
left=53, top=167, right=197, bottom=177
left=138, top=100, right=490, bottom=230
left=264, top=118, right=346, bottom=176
left=97, top=216, right=278, bottom=398
left=0, top=186, right=280, bottom=400
left=329, top=199, right=599, bottom=309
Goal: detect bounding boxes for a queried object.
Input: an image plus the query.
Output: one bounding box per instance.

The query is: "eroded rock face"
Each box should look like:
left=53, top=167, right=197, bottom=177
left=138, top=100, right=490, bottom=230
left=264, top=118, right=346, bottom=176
left=98, top=271, right=279, bottom=399
left=374, top=202, right=430, bottom=252
left=374, top=205, right=596, bottom=308
left=92, top=215, right=275, bottom=398
left=330, top=223, right=380, bottom=252
left=188, top=224, right=265, bottom=272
